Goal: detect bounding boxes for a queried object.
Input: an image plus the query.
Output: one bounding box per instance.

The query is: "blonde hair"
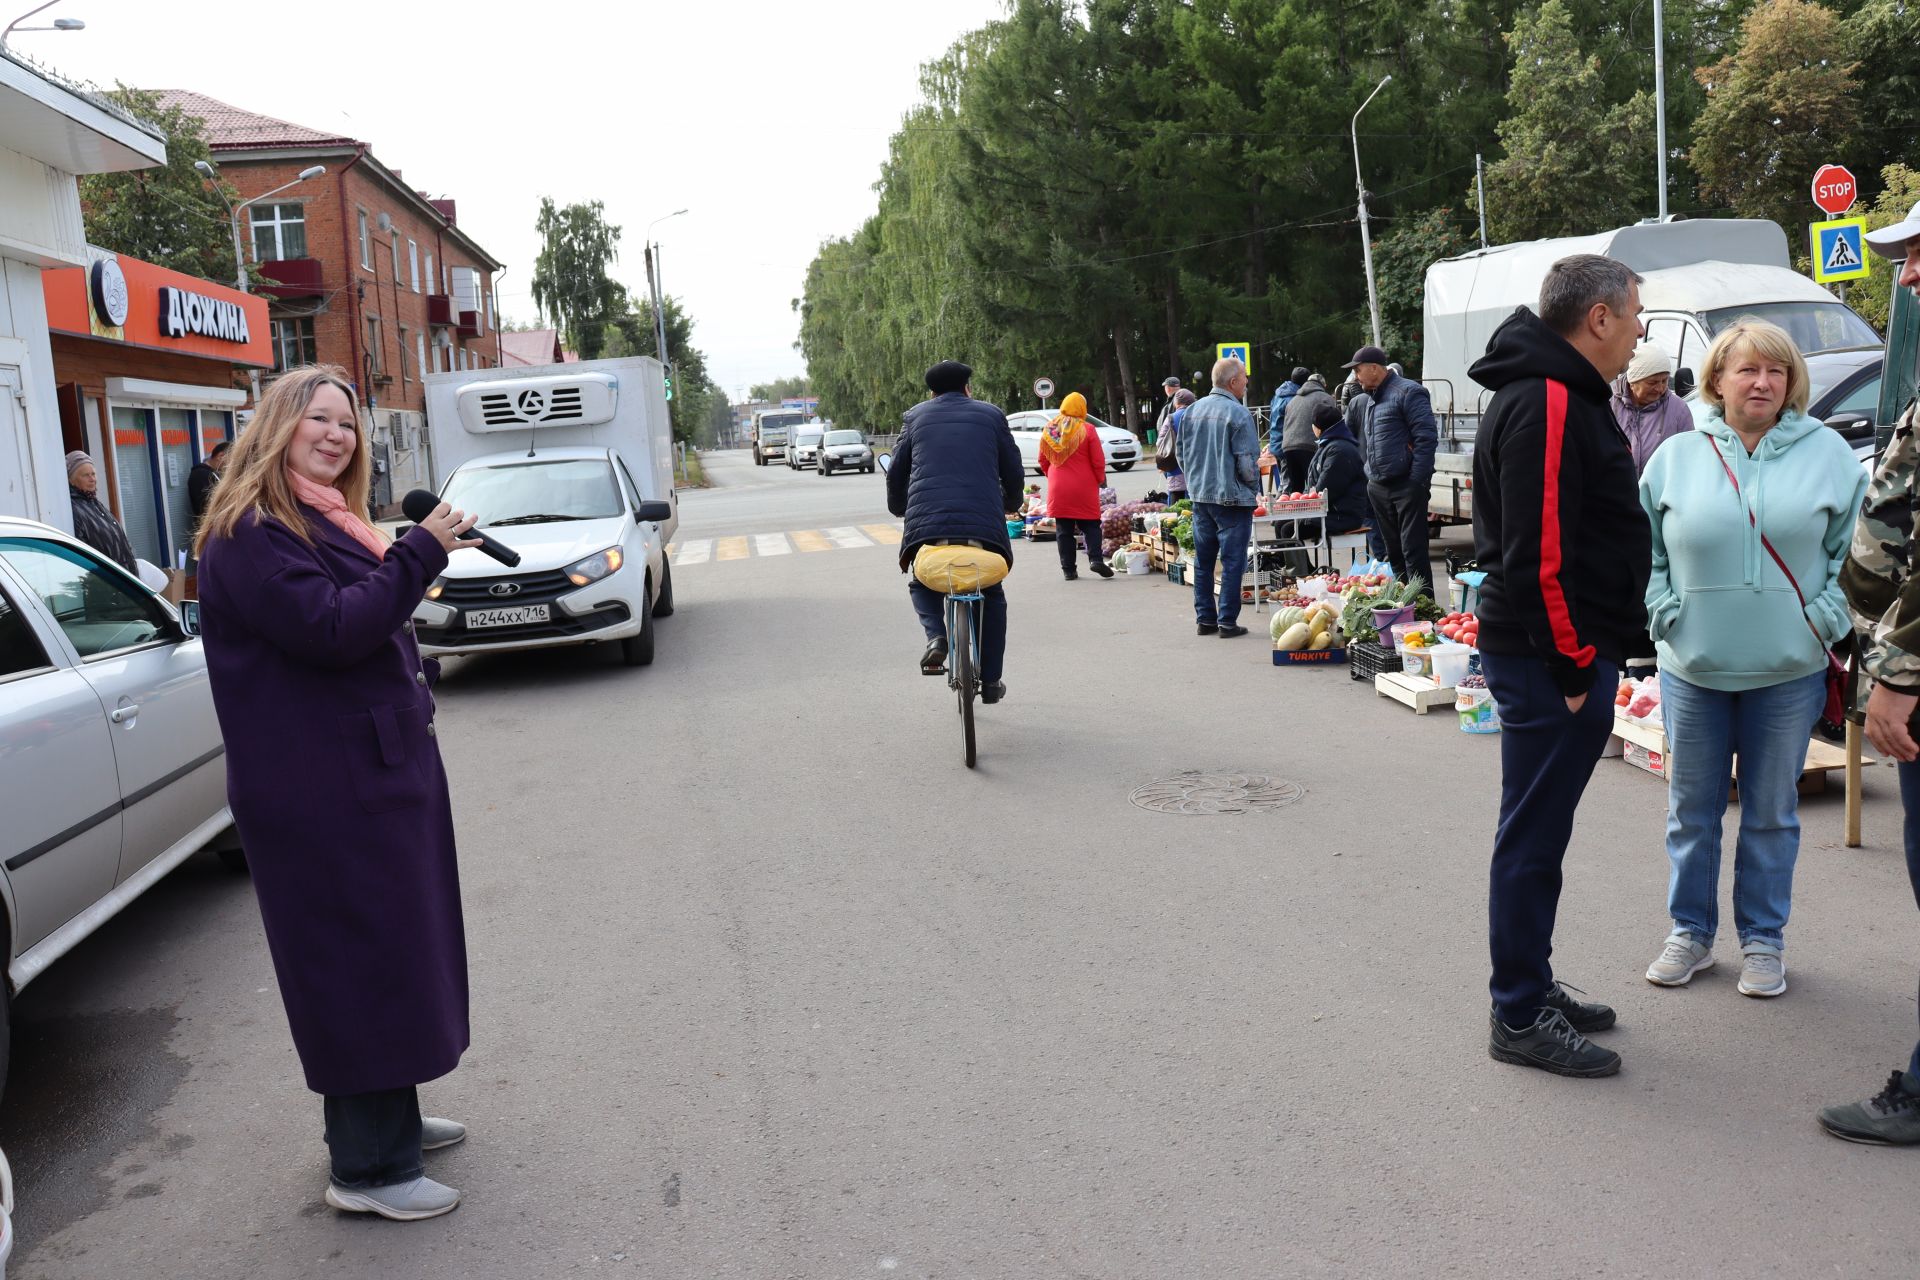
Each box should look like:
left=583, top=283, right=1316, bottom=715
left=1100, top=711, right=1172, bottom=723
left=1698, top=320, right=1810, bottom=419
left=194, top=365, right=384, bottom=556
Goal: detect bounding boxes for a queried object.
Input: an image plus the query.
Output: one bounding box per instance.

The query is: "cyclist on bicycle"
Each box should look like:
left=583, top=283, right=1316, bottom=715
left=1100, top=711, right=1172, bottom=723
left=886, top=360, right=1025, bottom=704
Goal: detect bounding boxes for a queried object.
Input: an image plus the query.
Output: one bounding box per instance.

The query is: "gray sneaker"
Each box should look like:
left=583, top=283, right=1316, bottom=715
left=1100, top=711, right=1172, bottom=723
left=1820, top=1071, right=1920, bottom=1145
left=1737, top=948, right=1787, bottom=997
left=422, top=1117, right=466, bottom=1151
left=1646, top=934, right=1714, bottom=987
left=325, top=1176, right=462, bottom=1221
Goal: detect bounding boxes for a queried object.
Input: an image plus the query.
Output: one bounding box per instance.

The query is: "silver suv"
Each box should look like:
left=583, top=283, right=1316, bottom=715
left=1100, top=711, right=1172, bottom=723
left=0, top=517, right=234, bottom=1098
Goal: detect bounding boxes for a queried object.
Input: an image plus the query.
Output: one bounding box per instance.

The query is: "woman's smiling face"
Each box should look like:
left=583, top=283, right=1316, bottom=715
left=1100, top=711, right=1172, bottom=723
left=288, top=380, right=358, bottom=485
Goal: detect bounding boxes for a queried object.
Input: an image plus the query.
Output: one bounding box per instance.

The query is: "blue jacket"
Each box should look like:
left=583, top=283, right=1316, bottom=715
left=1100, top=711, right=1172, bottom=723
left=1179, top=388, right=1260, bottom=507
left=1641, top=408, right=1868, bottom=691
left=1268, top=380, right=1301, bottom=434
left=1304, top=421, right=1369, bottom=532
left=1362, top=370, right=1438, bottom=489
left=886, top=392, right=1025, bottom=570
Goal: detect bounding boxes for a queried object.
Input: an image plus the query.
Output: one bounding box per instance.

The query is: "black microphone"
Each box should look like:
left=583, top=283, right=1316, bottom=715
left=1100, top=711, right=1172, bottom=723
left=400, top=488, right=522, bottom=567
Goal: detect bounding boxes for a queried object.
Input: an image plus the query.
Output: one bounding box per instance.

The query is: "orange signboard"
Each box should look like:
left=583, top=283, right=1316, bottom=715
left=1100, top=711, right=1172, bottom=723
left=43, top=253, right=271, bottom=367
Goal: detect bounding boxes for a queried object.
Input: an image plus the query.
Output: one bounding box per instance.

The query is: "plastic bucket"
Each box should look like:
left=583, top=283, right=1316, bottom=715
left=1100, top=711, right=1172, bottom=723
left=1457, top=685, right=1500, bottom=734
left=1125, top=550, right=1150, bottom=575
left=1372, top=604, right=1415, bottom=649
left=1430, top=642, right=1473, bottom=688
left=1396, top=641, right=1435, bottom=679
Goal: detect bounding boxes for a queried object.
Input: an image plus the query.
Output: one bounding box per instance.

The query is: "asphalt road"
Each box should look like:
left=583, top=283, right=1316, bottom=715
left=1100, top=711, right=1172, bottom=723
left=7, top=448, right=1920, bottom=1277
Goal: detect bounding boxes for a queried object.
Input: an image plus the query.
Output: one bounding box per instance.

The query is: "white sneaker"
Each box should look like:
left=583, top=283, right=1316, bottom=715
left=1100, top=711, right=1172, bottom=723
left=1738, top=948, right=1787, bottom=997
left=325, top=1176, right=461, bottom=1221
left=421, top=1117, right=466, bottom=1151
left=1646, top=934, right=1715, bottom=986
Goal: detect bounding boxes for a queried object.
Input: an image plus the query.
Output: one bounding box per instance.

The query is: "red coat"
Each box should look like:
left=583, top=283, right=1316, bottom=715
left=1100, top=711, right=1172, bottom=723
left=1040, top=428, right=1107, bottom=520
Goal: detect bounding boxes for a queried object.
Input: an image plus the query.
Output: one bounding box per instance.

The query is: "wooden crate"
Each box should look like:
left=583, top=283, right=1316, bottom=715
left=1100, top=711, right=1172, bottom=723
left=1375, top=672, right=1456, bottom=714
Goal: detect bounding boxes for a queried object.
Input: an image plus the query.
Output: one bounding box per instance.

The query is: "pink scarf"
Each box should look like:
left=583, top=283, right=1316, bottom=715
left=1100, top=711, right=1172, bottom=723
left=286, top=468, right=387, bottom=560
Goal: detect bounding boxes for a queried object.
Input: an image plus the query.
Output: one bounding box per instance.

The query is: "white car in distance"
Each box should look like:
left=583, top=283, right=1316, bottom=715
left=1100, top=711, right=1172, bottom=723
left=1005, top=409, right=1141, bottom=475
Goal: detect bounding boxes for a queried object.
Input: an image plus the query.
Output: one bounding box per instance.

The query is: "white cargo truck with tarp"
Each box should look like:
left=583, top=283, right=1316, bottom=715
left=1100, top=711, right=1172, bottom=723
left=413, top=355, right=679, bottom=666
left=1419, top=219, right=1881, bottom=524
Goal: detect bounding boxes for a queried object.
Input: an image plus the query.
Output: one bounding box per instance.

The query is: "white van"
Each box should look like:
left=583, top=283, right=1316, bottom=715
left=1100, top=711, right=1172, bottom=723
left=413, top=358, right=679, bottom=666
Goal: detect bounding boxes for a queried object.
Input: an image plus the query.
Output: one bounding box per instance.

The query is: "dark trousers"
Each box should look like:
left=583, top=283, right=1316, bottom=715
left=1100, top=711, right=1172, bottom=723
left=1898, top=762, right=1920, bottom=1081
left=1191, top=501, right=1254, bottom=628
left=910, top=579, right=1008, bottom=683
left=324, top=1086, right=424, bottom=1189
left=1481, top=651, right=1619, bottom=1027
left=1367, top=479, right=1437, bottom=601
left=1364, top=511, right=1389, bottom=562
left=1055, top=517, right=1102, bottom=573
left=1282, top=448, right=1313, bottom=496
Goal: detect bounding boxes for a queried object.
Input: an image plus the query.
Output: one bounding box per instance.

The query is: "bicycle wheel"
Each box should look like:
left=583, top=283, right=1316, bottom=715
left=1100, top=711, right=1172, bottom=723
left=952, top=599, right=977, bottom=769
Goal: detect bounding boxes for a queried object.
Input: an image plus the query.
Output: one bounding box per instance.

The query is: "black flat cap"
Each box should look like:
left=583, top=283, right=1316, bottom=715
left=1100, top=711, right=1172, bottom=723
left=925, top=360, right=973, bottom=394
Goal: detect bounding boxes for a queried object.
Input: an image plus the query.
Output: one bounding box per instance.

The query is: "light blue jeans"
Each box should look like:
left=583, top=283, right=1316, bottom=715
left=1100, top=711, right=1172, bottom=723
left=1659, top=668, right=1826, bottom=950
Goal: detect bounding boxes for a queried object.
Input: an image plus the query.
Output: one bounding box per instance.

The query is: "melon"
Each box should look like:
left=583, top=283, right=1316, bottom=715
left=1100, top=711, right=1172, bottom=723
left=1276, top=622, right=1312, bottom=652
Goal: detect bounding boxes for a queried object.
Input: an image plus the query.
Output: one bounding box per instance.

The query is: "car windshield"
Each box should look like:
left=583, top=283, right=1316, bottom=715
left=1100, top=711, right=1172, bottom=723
left=825, top=430, right=863, bottom=446
left=1703, top=303, right=1880, bottom=356
left=796, top=431, right=823, bottom=446
left=441, top=459, right=624, bottom=525
left=760, top=413, right=803, bottom=432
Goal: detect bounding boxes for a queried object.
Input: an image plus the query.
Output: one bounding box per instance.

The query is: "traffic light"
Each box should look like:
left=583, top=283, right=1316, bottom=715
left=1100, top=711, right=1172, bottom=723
left=663, top=370, right=674, bottom=402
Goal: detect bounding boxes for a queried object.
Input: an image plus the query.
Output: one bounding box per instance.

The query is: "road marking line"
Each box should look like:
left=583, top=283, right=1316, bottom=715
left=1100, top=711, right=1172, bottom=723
left=674, top=539, right=712, bottom=566
left=860, top=524, right=902, bottom=545
left=825, top=526, right=874, bottom=549
left=791, top=530, right=833, bottom=552
left=716, top=536, right=750, bottom=561
left=754, top=533, right=793, bottom=557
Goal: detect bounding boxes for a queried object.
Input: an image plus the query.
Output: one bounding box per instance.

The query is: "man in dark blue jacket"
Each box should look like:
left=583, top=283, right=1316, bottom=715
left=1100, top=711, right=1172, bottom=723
left=1349, top=345, right=1439, bottom=600
left=886, top=360, right=1025, bottom=704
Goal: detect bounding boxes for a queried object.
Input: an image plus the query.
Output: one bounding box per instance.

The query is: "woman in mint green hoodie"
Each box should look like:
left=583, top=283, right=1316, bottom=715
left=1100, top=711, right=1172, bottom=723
left=1638, top=320, right=1868, bottom=999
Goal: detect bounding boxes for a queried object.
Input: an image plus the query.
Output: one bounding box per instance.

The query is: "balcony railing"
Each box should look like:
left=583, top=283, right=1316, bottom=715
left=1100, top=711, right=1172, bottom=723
left=258, top=258, right=324, bottom=298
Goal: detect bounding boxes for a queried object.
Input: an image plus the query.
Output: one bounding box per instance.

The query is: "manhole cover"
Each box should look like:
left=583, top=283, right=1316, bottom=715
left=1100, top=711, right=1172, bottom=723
left=1128, top=771, right=1306, bottom=815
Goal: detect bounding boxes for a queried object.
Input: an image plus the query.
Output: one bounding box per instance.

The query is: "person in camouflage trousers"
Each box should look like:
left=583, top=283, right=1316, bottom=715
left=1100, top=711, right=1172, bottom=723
left=1820, top=202, right=1920, bottom=1144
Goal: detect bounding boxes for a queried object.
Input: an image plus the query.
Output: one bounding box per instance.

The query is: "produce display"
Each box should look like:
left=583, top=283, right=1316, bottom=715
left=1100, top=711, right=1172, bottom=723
left=1616, top=676, right=1662, bottom=723
left=1437, top=612, right=1479, bottom=648
left=1271, top=489, right=1325, bottom=509
left=1271, top=600, right=1339, bottom=651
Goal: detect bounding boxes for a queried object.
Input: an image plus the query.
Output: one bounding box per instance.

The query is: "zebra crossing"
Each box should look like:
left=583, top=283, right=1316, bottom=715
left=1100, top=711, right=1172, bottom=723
left=670, top=523, right=902, bottom=566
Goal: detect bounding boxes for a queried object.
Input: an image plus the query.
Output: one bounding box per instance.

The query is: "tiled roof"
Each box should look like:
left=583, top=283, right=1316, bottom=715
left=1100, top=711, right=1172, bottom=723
left=500, top=329, right=566, bottom=368
left=149, top=89, right=357, bottom=150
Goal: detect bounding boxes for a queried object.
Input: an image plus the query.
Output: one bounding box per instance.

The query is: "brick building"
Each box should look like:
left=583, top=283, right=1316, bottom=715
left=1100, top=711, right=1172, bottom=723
left=153, top=90, right=505, bottom=509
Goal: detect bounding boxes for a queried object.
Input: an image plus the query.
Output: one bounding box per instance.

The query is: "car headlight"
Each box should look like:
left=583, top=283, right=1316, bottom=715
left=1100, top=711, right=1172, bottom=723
left=425, top=576, right=447, bottom=600
left=564, top=547, right=624, bottom=586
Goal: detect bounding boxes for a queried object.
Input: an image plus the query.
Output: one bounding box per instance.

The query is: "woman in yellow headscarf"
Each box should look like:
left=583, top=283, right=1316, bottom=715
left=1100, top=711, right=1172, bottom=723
left=1039, top=392, right=1110, bottom=579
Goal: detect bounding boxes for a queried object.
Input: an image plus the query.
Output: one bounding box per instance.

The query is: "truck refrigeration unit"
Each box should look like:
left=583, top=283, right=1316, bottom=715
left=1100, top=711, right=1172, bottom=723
left=413, top=355, right=680, bottom=666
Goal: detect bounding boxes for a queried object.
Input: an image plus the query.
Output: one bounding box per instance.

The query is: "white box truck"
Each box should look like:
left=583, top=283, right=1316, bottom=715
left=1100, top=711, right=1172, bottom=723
left=1419, top=218, right=1882, bottom=522
left=411, top=355, right=680, bottom=666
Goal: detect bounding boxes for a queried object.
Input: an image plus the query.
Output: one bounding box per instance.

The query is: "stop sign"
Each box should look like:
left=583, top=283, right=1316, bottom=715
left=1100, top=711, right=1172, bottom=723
left=1812, top=164, right=1858, bottom=216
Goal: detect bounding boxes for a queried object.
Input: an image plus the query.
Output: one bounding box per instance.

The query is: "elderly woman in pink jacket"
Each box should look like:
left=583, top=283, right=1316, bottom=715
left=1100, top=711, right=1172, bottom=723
left=1612, top=342, right=1694, bottom=476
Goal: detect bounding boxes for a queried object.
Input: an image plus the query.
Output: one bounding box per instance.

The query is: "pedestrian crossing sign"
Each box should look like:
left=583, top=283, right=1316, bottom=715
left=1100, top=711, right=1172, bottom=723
left=1811, top=216, right=1870, bottom=284
left=1215, top=342, right=1251, bottom=372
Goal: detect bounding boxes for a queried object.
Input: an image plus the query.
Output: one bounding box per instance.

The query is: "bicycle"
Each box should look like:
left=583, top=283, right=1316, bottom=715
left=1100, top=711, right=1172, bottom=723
left=942, top=585, right=985, bottom=769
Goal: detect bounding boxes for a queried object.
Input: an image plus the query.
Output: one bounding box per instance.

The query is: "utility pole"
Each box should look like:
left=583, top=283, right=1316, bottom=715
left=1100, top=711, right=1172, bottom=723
left=1353, top=74, right=1391, bottom=348
left=1653, top=0, right=1669, bottom=220
left=1475, top=153, right=1489, bottom=249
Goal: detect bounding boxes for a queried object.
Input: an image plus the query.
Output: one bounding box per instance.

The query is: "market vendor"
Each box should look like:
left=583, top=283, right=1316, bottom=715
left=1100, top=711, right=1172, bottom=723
left=1303, top=399, right=1368, bottom=537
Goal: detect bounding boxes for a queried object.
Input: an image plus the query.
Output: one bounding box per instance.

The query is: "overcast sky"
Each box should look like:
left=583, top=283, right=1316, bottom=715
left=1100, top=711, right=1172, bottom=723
left=21, top=0, right=1006, bottom=397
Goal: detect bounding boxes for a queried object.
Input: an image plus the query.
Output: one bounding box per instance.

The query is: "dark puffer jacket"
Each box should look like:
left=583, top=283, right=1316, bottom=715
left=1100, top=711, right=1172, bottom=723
left=1304, top=421, right=1368, bottom=532
left=886, top=392, right=1026, bottom=571
left=1361, top=371, right=1438, bottom=489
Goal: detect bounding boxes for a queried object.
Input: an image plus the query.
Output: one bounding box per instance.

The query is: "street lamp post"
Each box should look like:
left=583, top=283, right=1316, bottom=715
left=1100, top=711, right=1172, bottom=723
left=643, top=208, right=687, bottom=389
left=2, top=1, right=84, bottom=50
left=1352, top=74, right=1391, bottom=349
left=194, top=160, right=324, bottom=405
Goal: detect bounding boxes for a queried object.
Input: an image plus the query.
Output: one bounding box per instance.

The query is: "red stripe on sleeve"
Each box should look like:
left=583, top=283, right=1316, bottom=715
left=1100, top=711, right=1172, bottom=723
left=1538, top=379, right=1596, bottom=668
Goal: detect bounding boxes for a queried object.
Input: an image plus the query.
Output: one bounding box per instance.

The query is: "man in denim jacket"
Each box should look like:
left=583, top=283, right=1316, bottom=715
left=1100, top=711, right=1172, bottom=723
left=1179, top=356, right=1261, bottom=638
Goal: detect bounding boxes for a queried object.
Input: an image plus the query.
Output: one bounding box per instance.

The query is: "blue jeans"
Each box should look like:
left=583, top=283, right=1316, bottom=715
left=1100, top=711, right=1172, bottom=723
left=324, top=1086, right=423, bottom=1189
left=1659, top=669, right=1826, bottom=950
left=1191, top=502, right=1253, bottom=628
left=1482, top=651, right=1620, bottom=1026
left=909, top=579, right=1007, bottom=683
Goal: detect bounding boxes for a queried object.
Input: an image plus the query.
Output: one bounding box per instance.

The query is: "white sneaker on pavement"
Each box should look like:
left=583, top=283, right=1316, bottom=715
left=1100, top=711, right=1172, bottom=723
left=1737, top=947, right=1787, bottom=998
left=1646, top=934, right=1715, bottom=986
left=325, top=1176, right=462, bottom=1221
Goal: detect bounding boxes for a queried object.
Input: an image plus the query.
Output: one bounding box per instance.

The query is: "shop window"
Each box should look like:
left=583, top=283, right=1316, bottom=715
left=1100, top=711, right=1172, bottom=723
left=0, top=581, right=50, bottom=678
left=249, top=203, right=307, bottom=261
left=159, top=407, right=195, bottom=563
left=109, top=405, right=163, bottom=566
left=272, top=317, right=316, bottom=371
left=357, top=209, right=372, bottom=270
left=0, top=537, right=171, bottom=659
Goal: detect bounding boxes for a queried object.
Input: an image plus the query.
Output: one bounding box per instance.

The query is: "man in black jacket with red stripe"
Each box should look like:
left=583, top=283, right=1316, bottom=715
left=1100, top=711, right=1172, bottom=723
left=1471, top=254, right=1650, bottom=1078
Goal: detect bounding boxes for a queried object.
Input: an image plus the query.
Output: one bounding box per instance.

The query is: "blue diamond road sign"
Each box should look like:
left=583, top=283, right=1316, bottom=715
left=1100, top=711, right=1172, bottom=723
left=1811, top=217, right=1870, bottom=284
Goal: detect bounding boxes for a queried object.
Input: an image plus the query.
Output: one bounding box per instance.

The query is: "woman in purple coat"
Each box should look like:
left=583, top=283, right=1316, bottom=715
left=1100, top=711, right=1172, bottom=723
left=194, top=366, right=481, bottom=1221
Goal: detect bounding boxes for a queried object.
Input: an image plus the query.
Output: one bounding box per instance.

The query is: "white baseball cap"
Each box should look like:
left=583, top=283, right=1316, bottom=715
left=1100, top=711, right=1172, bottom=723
left=1864, top=200, right=1920, bottom=259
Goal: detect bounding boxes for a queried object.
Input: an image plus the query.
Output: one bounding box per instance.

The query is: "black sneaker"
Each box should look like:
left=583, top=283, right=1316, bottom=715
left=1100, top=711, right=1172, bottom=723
left=1196, top=623, right=1218, bottom=636
left=1218, top=624, right=1249, bottom=639
left=920, top=637, right=947, bottom=676
left=1542, top=981, right=1616, bottom=1033
left=981, top=680, right=1007, bottom=705
left=1488, top=1009, right=1622, bottom=1078
left=1819, top=1070, right=1920, bottom=1145
left=1063, top=569, right=1079, bottom=581
left=1090, top=562, right=1115, bottom=579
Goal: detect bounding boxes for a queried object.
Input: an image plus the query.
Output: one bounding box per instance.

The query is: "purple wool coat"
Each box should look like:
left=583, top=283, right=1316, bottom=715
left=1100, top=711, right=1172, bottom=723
left=1610, top=380, right=1695, bottom=476
left=197, top=509, right=468, bottom=1097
